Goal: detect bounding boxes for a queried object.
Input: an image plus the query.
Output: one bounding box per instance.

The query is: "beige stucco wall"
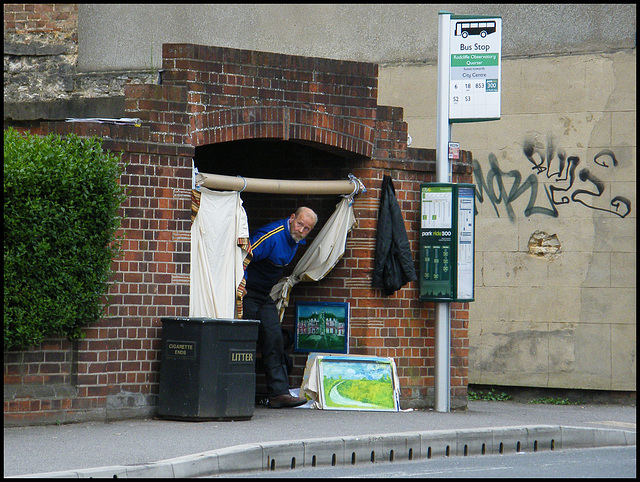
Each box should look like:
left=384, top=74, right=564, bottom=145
left=378, top=50, right=636, bottom=391
left=76, top=4, right=636, bottom=71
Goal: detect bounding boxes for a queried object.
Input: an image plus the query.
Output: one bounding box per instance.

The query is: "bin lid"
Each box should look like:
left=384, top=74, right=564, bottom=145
left=160, top=317, right=259, bottom=325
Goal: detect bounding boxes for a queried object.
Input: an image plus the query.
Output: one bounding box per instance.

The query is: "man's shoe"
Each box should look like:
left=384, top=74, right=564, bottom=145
left=268, top=393, right=307, bottom=409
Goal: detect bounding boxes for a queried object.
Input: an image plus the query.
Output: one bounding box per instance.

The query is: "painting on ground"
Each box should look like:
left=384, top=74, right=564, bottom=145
left=317, top=356, right=399, bottom=411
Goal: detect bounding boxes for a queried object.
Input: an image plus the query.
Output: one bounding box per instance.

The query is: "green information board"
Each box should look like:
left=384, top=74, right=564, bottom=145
left=420, top=183, right=475, bottom=302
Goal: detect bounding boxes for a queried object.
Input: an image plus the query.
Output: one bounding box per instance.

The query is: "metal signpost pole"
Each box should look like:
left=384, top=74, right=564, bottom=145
left=435, top=11, right=452, bottom=413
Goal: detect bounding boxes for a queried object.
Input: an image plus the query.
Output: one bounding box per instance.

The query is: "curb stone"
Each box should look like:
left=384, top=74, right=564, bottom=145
left=9, top=425, right=636, bottom=478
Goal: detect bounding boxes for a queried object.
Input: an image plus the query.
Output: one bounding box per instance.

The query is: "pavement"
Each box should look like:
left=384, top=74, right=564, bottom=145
left=4, top=399, right=636, bottom=478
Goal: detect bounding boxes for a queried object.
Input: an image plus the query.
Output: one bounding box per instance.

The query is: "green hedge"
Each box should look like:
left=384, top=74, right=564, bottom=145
left=4, top=128, right=127, bottom=351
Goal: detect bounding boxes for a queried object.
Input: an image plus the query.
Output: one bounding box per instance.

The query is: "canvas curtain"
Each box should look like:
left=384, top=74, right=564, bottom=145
left=270, top=196, right=357, bottom=321
left=189, top=187, right=250, bottom=319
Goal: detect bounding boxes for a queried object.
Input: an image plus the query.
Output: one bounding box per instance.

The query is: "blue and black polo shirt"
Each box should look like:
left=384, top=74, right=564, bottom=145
left=245, top=218, right=306, bottom=294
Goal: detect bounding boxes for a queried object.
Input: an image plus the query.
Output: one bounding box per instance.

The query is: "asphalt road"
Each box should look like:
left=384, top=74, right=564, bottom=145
left=221, top=445, right=636, bottom=478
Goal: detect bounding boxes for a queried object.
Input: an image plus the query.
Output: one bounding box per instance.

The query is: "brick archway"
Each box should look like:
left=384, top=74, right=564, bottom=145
left=192, top=106, right=374, bottom=158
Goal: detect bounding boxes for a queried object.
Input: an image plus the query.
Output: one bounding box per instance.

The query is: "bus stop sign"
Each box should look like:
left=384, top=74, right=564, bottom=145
left=449, top=15, right=502, bottom=122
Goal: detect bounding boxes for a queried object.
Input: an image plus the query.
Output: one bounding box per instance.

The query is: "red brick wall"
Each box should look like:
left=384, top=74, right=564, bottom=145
left=160, top=43, right=378, bottom=155
left=4, top=41, right=472, bottom=425
left=154, top=44, right=471, bottom=405
left=3, top=3, right=78, bottom=37
left=4, top=118, right=195, bottom=425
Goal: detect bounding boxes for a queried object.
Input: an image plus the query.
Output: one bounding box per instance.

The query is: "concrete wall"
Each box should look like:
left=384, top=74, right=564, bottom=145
left=77, top=4, right=636, bottom=70
left=378, top=50, right=636, bottom=391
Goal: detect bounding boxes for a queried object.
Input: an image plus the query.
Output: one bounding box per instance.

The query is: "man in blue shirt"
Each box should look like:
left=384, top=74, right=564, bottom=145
left=244, top=207, right=318, bottom=408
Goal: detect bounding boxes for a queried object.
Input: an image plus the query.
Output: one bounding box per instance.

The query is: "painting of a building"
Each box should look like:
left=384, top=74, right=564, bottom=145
left=295, top=302, right=348, bottom=353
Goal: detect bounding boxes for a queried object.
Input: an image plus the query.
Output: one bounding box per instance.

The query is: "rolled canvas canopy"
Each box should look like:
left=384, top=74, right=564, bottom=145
left=197, top=172, right=364, bottom=196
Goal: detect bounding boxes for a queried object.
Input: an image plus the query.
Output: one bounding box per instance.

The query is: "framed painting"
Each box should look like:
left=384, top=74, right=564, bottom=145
left=317, top=356, right=399, bottom=411
left=294, top=301, right=349, bottom=354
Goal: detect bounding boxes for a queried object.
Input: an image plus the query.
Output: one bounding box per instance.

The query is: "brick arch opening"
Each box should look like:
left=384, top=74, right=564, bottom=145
left=194, top=137, right=365, bottom=224
left=194, top=137, right=370, bottom=396
left=193, top=106, right=375, bottom=158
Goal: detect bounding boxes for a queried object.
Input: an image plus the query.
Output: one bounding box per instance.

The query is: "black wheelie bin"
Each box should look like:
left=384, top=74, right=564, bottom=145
left=157, top=317, right=260, bottom=421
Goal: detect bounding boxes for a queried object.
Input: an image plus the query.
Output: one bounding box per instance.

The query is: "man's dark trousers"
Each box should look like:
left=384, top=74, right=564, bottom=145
left=243, top=288, right=289, bottom=398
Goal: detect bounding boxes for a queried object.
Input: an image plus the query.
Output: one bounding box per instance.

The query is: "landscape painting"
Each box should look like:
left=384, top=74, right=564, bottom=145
left=294, top=301, right=349, bottom=354
left=317, top=356, right=399, bottom=411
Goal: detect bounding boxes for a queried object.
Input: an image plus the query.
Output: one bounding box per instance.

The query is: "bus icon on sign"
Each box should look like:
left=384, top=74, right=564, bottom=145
left=455, top=21, right=496, bottom=38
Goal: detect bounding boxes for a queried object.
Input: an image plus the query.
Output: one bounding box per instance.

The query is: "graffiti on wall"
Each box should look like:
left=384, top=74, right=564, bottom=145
left=473, top=136, right=632, bottom=221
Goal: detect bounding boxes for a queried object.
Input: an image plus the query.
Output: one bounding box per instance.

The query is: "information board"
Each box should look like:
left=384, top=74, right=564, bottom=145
left=420, top=183, right=475, bottom=302
left=449, top=16, right=502, bottom=121
left=420, top=185, right=454, bottom=299
left=456, top=186, right=475, bottom=299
